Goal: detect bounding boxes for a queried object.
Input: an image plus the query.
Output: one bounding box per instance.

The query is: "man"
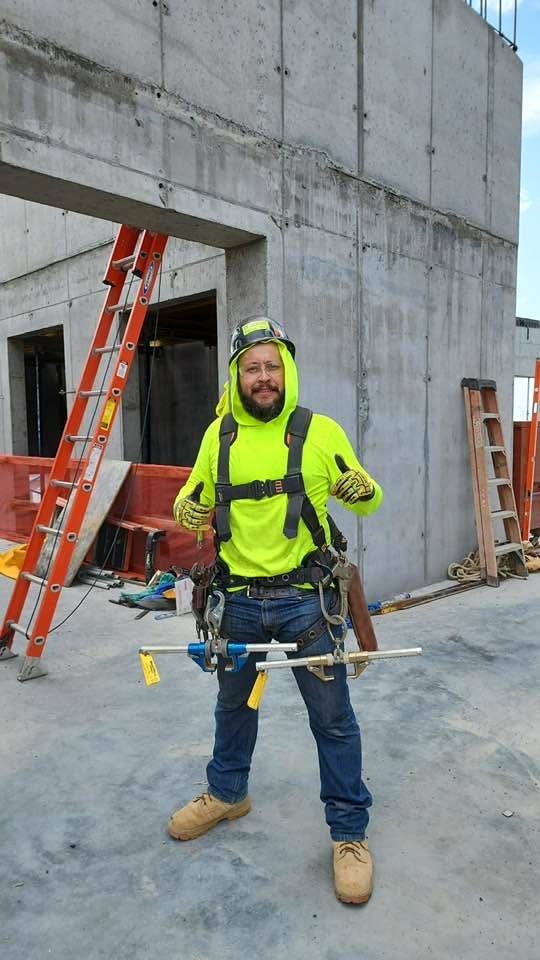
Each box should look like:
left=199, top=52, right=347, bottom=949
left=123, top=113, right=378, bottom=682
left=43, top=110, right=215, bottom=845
left=171, top=317, right=383, bottom=904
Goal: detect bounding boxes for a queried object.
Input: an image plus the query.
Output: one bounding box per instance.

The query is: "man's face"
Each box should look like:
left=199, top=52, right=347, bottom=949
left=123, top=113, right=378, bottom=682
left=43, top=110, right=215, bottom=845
left=237, top=342, right=285, bottom=421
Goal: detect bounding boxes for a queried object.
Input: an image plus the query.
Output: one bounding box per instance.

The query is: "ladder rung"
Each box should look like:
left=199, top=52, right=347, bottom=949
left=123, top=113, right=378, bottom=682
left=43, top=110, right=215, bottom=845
left=111, top=254, right=136, bottom=271
left=50, top=479, right=78, bottom=490
left=37, top=524, right=63, bottom=537
left=491, top=510, right=517, bottom=521
left=488, top=477, right=510, bottom=486
left=67, top=434, right=93, bottom=442
left=93, top=345, right=120, bottom=355
left=494, top=542, right=523, bottom=557
left=22, top=572, right=48, bottom=587
left=8, top=621, right=29, bottom=636
left=80, top=389, right=106, bottom=398
left=106, top=302, right=133, bottom=314
left=482, top=413, right=500, bottom=420
left=486, top=446, right=505, bottom=453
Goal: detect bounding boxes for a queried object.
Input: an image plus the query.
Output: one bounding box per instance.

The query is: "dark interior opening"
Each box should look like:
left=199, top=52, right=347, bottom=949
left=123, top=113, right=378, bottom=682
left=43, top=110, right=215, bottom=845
left=133, top=291, right=219, bottom=466
left=23, top=327, right=67, bottom=457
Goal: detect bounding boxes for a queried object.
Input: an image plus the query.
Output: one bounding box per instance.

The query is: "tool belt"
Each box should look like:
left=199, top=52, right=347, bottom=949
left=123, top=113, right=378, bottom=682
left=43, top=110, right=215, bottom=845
left=211, top=550, right=333, bottom=593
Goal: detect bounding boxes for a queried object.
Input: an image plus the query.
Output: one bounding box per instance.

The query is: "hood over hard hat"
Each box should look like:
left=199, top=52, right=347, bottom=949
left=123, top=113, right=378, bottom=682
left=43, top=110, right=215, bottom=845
left=229, top=316, right=295, bottom=363
left=215, top=320, right=298, bottom=425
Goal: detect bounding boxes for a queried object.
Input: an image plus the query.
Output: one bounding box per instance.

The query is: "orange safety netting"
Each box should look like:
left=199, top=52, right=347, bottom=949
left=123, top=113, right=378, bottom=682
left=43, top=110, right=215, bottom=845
left=0, top=455, right=214, bottom=581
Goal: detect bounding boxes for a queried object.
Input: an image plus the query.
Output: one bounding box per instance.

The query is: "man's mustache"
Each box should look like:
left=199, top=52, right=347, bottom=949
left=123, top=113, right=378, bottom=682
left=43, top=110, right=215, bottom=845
left=252, top=384, right=279, bottom=394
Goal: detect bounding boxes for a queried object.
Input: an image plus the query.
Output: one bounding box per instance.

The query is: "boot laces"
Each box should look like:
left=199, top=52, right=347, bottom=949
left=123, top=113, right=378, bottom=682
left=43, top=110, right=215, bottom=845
left=193, top=792, right=211, bottom=805
left=337, top=841, right=368, bottom=862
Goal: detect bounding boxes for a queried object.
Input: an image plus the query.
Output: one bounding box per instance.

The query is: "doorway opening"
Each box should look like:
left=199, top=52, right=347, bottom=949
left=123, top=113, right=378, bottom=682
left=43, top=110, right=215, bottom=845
left=8, top=326, right=67, bottom=457
left=122, top=291, right=219, bottom=466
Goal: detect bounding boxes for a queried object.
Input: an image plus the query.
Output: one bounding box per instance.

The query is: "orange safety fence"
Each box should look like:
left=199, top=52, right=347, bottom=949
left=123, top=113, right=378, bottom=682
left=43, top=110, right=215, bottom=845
left=0, top=455, right=214, bottom=580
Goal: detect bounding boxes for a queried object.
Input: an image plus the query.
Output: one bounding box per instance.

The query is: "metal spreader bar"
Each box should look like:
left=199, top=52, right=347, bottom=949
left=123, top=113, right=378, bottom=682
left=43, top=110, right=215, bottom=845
left=255, top=646, right=422, bottom=681
left=140, top=644, right=298, bottom=654
left=140, top=640, right=298, bottom=675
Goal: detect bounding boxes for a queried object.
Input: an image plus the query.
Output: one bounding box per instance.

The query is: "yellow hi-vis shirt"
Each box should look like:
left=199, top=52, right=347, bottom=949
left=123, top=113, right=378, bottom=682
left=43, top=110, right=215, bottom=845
left=174, top=343, right=382, bottom=579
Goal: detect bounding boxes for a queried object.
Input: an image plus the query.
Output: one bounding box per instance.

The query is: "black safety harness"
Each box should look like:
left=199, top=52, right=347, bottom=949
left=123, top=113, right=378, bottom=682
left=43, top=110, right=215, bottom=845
left=211, top=406, right=347, bottom=610
left=215, top=405, right=328, bottom=548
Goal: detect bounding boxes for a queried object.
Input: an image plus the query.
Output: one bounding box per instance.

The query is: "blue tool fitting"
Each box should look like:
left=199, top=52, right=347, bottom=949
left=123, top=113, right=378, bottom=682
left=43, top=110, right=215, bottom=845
left=187, top=641, right=214, bottom=672
left=187, top=640, right=252, bottom=673
left=223, top=642, right=250, bottom=672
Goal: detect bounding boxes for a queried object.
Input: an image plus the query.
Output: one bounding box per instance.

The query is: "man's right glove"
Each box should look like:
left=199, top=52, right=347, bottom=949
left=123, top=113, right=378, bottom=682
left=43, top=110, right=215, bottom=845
left=331, top=456, right=375, bottom=503
left=173, top=494, right=213, bottom=531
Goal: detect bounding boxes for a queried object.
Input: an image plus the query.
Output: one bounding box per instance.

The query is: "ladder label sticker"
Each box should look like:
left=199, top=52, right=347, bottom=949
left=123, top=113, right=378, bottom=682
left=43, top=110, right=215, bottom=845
left=84, top=445, right=102, bottom=482
left=143, top=261, right=155, bottom=294
left=139, top=652, right=160, bottom=686
left=117, top=361, right=128, bottom=379
left=100, top=399, right=116, bottom=432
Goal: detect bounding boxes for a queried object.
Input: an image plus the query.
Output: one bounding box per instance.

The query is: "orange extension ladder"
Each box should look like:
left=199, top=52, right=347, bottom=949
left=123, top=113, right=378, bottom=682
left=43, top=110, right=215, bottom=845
left=0, top=225, right=168, bottom=680
left=462, top=378, right=527, bottom=586
left=520, top=358, right=540, bottom=541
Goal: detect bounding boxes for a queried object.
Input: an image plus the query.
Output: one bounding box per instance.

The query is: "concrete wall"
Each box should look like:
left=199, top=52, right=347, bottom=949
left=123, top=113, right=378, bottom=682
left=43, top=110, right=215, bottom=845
left=0, top=1, right=523, bottom=597
left=515, top=320, right=540, bottom=379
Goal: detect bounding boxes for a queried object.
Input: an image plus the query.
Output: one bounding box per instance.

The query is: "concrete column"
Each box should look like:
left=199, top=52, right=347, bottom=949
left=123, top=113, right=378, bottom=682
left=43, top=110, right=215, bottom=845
left=225, top=231, right=283, bottom=333
left=7, top=338, right=28, bottom=455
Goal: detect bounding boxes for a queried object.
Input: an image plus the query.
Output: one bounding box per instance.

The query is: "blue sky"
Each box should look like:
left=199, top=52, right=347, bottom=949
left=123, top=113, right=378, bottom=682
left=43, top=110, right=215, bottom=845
left=511, top=0, right=540, bottom=320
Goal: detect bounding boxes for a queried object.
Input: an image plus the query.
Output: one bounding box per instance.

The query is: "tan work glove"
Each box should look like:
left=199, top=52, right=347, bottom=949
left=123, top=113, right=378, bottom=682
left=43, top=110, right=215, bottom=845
left=331, top=456, right=374, bottom=503
left=173, top=483, right=213, bottom=531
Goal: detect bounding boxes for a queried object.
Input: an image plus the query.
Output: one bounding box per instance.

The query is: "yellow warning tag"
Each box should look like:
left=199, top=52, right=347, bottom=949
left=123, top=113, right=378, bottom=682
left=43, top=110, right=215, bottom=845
left=139, top=652, right=160, bottom=686
left=247, top=671, right=268, bottom=710
left=100, top=398, right=116, bottom=432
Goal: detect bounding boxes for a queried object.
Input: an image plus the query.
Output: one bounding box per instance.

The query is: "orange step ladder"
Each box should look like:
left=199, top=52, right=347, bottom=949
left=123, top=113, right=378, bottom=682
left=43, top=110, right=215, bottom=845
left=0, top=225, right=168, bottom=680
left=462, top=378, right=527, bottom=586
left=520, top=357, right=540, bottom=541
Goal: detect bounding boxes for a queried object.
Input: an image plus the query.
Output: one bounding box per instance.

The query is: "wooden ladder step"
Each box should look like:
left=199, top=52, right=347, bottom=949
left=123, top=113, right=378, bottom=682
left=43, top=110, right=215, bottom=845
left=494, top=541, right=523, bottom=557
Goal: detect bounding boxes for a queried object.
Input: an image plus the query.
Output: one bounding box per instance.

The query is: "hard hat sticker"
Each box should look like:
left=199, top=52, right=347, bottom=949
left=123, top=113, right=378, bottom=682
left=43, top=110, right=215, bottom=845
left=241, top=319, right=269, bottom=335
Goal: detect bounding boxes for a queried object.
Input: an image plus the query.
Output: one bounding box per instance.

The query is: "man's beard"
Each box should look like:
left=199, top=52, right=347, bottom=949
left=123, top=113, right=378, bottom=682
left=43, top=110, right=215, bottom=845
left=238, top=382, right=285, bottom=422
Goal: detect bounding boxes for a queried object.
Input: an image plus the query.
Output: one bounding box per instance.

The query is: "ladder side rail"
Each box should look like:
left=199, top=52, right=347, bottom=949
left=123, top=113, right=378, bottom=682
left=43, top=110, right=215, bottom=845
left=469, top=387, right=498, bottom=584
left=463, top=386, right=488, bottom=575
left=20, top=232, right=169, bottom=661
left=521, top=357, right=540, bottom=541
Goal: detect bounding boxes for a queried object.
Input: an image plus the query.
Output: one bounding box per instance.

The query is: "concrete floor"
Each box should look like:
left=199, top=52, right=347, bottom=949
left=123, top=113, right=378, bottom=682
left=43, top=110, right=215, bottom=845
left=1, top=547, right=539, bottom=960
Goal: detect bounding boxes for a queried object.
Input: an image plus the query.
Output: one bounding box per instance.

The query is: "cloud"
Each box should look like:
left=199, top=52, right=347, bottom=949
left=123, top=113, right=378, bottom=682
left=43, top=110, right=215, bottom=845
left=520, top=189, right=532, bottom=213
left=522, top=61, right=540, bottom=137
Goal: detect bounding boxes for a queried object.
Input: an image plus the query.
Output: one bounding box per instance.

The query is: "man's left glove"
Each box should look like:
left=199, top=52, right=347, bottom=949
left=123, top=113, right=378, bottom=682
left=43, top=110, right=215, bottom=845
left=331, top=456, right=375, bottom=503
left=173, top=496, right=213, bottom=531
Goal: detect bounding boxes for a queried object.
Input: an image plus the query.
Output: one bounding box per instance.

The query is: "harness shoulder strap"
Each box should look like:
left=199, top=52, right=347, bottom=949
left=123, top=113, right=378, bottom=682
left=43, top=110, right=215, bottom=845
left=215, top=413, right=237, bottom=542
left=283, top=406, right=321, bottom=544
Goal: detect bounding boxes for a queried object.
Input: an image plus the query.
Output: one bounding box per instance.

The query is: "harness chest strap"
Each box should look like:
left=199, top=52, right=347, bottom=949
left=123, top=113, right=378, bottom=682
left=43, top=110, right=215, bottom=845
left=214, top=406, right=326, bottom=548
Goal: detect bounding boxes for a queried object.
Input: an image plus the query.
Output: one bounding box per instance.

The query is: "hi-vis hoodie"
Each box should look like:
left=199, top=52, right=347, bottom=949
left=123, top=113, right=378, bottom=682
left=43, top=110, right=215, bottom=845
left=174, top=341, right=383, bottom=579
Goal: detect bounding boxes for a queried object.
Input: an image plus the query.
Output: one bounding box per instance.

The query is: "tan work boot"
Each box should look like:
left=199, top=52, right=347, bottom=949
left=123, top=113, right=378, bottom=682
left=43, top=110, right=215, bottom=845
left=167, top=792, right=251, bottom=841
left=333, top=840, right=373, bottom=904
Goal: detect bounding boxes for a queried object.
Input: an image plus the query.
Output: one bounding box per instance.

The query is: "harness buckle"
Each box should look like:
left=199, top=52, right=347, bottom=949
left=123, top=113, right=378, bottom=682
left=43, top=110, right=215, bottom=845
left=251, top=479, right=280, bottom=499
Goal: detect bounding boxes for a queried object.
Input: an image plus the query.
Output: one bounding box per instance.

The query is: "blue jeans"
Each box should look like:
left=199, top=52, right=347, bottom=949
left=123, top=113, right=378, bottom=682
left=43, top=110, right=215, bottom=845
left=206, top=588, right=372, bottom=841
